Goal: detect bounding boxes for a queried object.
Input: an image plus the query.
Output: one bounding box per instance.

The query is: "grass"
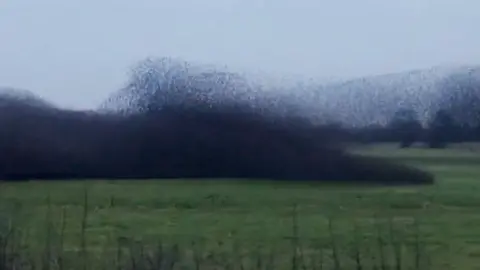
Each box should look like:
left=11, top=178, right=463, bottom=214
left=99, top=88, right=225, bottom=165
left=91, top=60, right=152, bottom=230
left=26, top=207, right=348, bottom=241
left=1, top=144, right=480, bottom=269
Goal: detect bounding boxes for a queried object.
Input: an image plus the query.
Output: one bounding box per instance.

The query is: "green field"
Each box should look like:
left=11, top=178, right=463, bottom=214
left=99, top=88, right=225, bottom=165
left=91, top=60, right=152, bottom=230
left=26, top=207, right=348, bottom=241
left=1, top=145, right=480, bottom=269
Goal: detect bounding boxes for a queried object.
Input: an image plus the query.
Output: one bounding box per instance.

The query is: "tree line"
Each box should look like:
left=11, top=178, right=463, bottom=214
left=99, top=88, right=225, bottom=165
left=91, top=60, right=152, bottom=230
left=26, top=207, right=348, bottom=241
left=351, top=108, right=480, bottom=148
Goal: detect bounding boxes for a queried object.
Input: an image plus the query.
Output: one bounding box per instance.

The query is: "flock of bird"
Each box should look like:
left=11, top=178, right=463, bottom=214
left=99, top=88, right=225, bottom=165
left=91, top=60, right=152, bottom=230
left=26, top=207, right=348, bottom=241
left=1, top=57, right=479, bottom=127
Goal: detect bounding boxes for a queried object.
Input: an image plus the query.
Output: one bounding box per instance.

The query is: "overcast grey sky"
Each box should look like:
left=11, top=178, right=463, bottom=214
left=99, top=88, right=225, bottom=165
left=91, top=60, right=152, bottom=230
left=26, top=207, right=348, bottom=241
left=1, top=0, right=479, bottom=109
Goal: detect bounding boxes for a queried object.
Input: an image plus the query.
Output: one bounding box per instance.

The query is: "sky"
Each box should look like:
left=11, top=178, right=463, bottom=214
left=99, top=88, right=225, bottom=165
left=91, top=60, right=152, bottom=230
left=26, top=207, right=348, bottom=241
left=1, top=0, right=480, bottom=109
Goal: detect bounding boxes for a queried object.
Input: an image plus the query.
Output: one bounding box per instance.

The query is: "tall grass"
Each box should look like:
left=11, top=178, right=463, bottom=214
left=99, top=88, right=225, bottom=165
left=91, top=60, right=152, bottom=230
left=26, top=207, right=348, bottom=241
left=0, top=193, right=435, bottom=270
